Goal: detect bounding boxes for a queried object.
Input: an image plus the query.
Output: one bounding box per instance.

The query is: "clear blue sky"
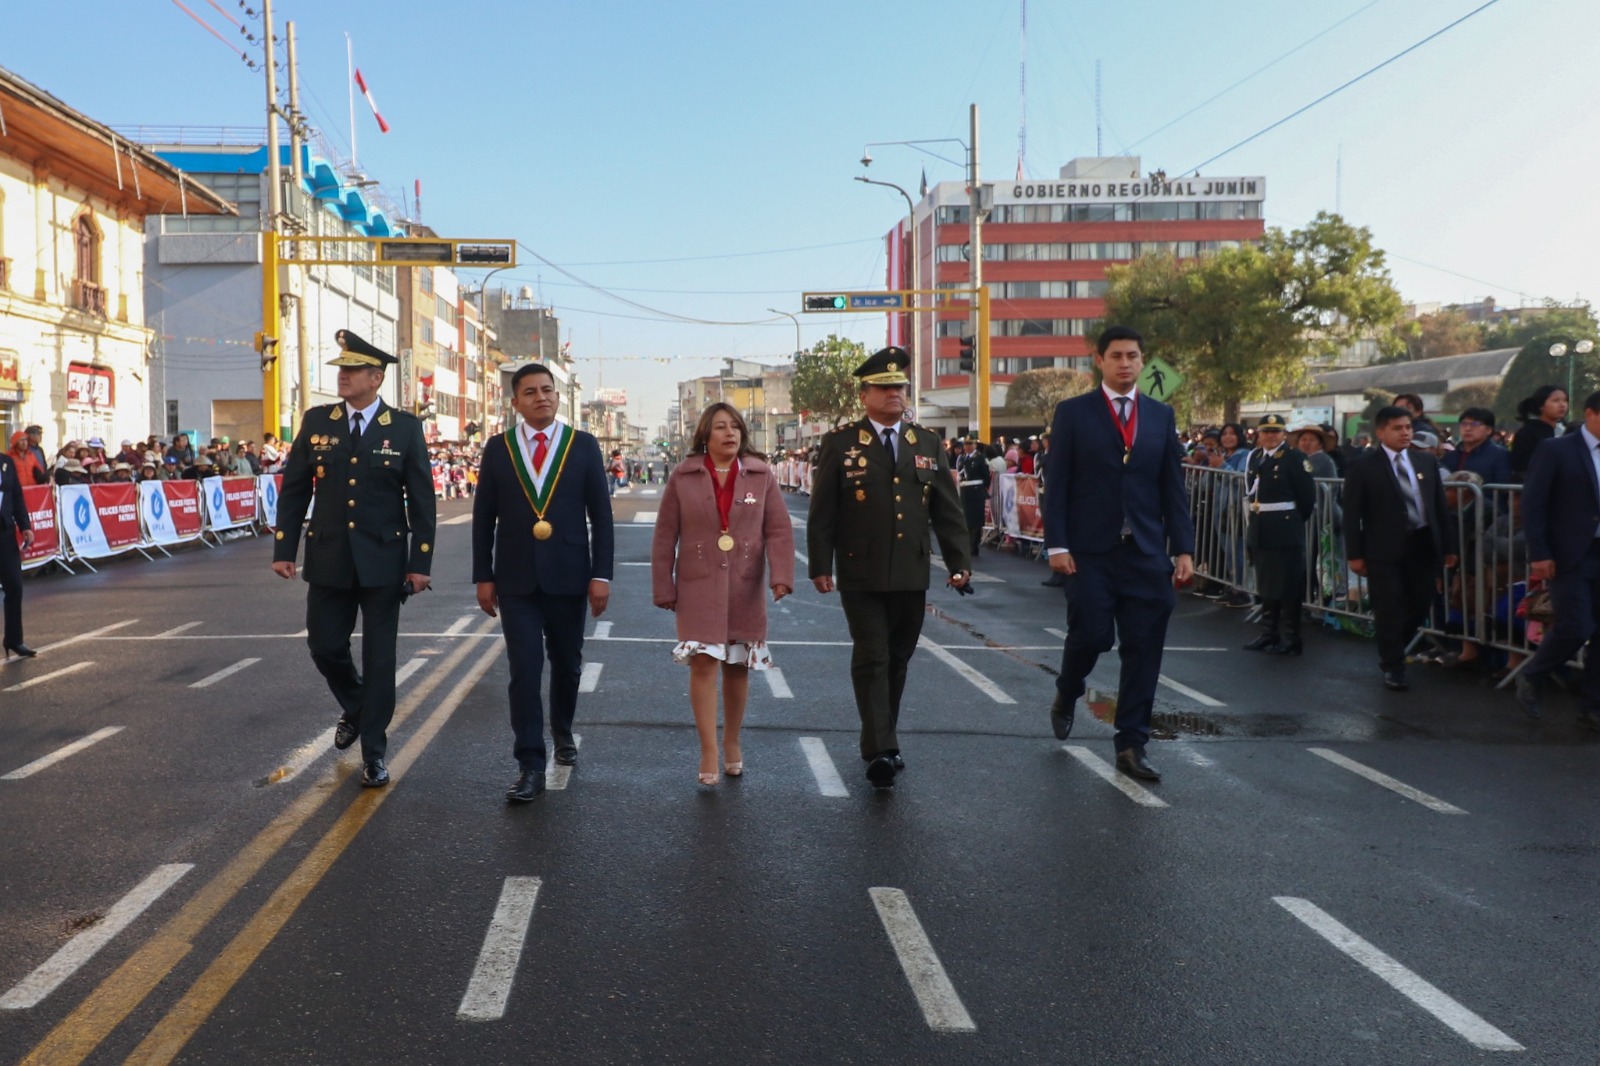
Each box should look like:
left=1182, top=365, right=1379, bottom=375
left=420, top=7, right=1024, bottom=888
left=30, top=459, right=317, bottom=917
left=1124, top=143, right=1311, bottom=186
left=7, top=0, right=1590, bottom=430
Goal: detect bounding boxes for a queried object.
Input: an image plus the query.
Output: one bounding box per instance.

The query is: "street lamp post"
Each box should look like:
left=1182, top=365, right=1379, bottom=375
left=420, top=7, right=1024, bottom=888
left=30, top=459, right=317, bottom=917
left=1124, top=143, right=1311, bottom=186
left=767, top=307, right=801, bottom=357
left=853, top=175, right=919, bottom=410
left=1549, top=338, right=1596, bottom=405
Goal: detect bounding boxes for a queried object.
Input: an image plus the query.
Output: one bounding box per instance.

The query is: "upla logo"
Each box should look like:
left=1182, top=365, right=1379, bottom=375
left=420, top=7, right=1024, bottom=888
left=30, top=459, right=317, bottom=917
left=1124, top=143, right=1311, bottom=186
left=73, top=494, right=92, bottom=531
left=266, top=482, right=277, bottom=508
left=212, top=486, right=225, bottom=512
left=150, top=490, right=166, bottom=520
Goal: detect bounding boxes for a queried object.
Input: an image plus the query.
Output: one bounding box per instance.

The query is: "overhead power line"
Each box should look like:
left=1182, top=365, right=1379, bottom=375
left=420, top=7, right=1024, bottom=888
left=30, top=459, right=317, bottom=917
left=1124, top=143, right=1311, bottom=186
left=559, top=236, right=878, bottom=267
left=1183, top=0, right=1503, bottom=175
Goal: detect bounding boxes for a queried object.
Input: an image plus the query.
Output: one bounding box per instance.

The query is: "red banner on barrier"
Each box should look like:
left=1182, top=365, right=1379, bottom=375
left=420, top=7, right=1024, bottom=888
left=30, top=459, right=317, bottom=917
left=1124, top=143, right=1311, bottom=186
left=20, top=485, right=58, bottom=567
left=165, top=480, right=203, bottom=538
left=1015, top=474, right=1044, bottom=540
left=92, top=482, right=143, bottom=551
left=222, top=476, right=257, bottom=525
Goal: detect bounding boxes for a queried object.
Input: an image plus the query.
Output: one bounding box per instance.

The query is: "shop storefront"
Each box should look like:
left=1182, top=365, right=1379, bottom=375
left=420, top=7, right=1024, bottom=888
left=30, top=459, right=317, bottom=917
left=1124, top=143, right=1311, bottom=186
left=65, top=362, right=117, bottom=444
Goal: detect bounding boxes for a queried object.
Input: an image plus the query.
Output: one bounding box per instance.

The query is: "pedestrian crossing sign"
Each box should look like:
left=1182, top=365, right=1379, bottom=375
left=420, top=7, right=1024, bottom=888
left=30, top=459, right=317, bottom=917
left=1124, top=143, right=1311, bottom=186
left=1138, top=357, right=1183, bottom=402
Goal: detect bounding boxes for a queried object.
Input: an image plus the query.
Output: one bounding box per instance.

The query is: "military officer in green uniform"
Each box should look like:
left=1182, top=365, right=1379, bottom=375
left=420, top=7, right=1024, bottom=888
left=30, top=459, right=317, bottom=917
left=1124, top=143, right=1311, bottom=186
left=271, top=330, right=437, bottom=787
left=1242, top=414, right=1316, bottom=656
left=806, top=347, right=972, bottom=789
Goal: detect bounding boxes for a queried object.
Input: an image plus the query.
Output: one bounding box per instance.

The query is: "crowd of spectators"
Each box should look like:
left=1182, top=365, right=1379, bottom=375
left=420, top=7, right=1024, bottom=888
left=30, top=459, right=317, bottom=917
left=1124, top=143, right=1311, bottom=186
left=5, top=427, right=282, bottom=487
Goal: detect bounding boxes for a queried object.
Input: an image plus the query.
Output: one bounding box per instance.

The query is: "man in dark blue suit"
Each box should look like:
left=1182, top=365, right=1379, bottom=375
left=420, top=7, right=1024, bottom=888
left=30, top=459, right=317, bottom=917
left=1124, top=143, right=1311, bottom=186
left=1042, top=326, right=1195, bottom=782
left=473, top=364, right=615, bottom=801
left=1516, top=390, right=1600, bottom=727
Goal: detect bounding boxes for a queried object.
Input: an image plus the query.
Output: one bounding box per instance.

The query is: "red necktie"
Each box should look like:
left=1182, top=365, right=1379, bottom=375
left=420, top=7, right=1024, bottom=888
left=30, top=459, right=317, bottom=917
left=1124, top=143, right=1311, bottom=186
left=532, top=431, right=549, bottom=473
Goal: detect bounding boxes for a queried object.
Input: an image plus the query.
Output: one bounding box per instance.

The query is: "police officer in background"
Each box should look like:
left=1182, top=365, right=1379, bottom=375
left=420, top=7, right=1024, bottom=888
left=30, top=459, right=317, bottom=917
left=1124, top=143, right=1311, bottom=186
left=807, top=347, right=972, bottom=789
left=1242, top=414, right=1316, bottom=656
left=272, top=330, right=437, bottom=787
left=956, top=436, right=990, bottom=557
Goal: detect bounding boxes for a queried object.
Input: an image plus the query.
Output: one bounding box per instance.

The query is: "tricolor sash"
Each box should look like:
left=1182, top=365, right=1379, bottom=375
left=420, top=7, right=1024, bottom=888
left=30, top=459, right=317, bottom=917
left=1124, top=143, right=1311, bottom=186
left=506, top=424, right=575, bottom=524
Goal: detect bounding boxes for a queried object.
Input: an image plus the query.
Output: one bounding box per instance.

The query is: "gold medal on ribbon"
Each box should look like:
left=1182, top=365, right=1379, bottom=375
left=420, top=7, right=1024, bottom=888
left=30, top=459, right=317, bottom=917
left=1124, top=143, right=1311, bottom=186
left=534, top=520, right=553, bottom=540
left=505, top=424, right=575, bottom=541
left=717, top=533, right=735, bottom=552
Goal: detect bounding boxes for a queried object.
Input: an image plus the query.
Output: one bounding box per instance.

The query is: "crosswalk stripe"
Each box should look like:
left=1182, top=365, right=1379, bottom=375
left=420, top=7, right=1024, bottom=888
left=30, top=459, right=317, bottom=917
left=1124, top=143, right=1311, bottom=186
left=547, top=734, right=582, bottom=791
left=592, top=622, right=612, bottom=640
left=0, top=864, right=193, bottom=1010
left=1157, top=674, right=1224, bottom=707
left=457, top=877, right=543, bottom=1021
left=869, top=888, right=976, bottom=1032
left=441, top=513, right=475, bottom=525
left=3, top=620, right=138, bottom=667
left=2, top=726, right=125, bottom=781
left=1307, top=748, right=1466, bottom=814
left=578, top=663, right=603, bottom=693
left=763, top=668, right=792, bottom=698
left=4, top=661, right=94, bottom=692
left=799, top=737, right=848, bottom=797
left=189, top=658, right=261, bottom=689
left=632, top=511, right=657, bottom=524
left=1274, top=897, right=1522, bottom=1051
left=916, top=636, right=1015, bottom=703
left=1061, top=745, right=1169, bottom=808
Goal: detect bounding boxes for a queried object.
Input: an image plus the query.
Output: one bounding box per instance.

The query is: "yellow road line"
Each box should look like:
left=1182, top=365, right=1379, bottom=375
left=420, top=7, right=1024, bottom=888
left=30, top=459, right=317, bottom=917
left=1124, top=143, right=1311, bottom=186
left=20, top=621, right=499, bottom=1066
left=126, top=639, right=503, bottom=1064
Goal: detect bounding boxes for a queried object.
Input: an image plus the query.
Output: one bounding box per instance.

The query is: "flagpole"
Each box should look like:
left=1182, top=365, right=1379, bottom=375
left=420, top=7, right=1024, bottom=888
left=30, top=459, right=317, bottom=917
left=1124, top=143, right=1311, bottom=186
left=345, top=33, right=357, bottom=169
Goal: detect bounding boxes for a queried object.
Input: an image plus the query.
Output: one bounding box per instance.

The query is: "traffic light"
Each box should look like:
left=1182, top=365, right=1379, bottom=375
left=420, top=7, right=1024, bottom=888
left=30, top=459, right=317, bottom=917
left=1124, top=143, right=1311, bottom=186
left=958, top=335, right=976, bottom=373
left=804, top=294, right=848, bottom=311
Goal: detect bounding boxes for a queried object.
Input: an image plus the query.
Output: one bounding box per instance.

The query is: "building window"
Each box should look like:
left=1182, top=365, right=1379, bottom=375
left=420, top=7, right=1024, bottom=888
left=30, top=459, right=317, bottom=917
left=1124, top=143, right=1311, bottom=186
left=0, top=187, right=7, bottom=290
left=72, top=212, right=106, bottom=316
left=936, top=205, right=970, bottom=225
left=419, top=267, right=433, bottom=295
left=421, top=319, right=434, bottom=345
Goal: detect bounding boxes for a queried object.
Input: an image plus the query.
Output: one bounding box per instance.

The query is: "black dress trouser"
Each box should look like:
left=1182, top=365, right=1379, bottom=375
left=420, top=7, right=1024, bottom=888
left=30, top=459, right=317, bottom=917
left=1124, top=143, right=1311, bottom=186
left=1365, top=528, right=1438, bottom=673
left=0, top=531, right=23, bottom=648
left=839, top=590, right=926, bottom=760
left=305, top=581, right=403, bottom=761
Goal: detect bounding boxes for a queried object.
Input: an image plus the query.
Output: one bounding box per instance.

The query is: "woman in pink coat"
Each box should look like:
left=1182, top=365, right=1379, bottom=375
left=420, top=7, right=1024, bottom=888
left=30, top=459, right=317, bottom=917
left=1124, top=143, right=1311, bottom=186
left=652, top=403, right=795, bottom=785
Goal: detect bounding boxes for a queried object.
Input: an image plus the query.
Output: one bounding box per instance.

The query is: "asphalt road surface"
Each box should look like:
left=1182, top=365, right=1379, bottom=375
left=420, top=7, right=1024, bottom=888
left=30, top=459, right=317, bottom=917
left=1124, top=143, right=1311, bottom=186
left=2, top=486, right=1597, bottom=1064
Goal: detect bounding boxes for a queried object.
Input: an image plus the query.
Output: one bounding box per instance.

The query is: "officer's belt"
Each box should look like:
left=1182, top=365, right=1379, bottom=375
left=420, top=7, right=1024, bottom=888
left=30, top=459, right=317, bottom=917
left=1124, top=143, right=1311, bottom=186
left=959, top=479, right=985, bottom=487
left=1249, top=501, right=1296, bottom=513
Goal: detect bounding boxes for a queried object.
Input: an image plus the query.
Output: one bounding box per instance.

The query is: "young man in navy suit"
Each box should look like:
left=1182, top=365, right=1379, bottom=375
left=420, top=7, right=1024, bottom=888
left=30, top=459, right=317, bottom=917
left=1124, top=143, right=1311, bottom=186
left=1042, top=326, right=1195, bottom=782
left=473, top=364, right=615, bottom=801
left=1516, top=390, right=1600, bottom=726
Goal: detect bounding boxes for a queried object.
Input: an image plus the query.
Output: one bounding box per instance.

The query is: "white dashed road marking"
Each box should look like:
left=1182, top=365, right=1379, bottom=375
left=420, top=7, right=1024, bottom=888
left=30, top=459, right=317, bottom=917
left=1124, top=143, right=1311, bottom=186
left=1045, top=628, right=1067, bottom=640
left=763, top=668, right=793, bottom=699
left=441, top=513, right=474, bottom=525
left=1274, top=897, right=1522, bottom=1051
left=155, top=621, right=203, bottom=639
left=2, top=726, right=125, bottom=781
left=4, top=662, right=94, bottom=692
left=395, top=657, right=427, bottom=687
left=916, top=636, right=1014, bottom=704
left=444, top=615, right=474, bottom=636
left=578, top=663, right=603, bottom=693
left=1157, top=674, right=1224, bottom=707
left=632, top=511, right=657, bottom=523
left=592, top=622, right=612, bottom=640
left=0, top=864, right=193, bottom=1010
left=3, top=620, right=138, bottom=666
left=189, top=657, right=261, bottom=689
left=1061, top=745, right=1169, bottom=808
left=1307, top=748, right=1466, bottom=814
left=547, top=734, right=582, bottom=791
left=799, top=737, right=848, bottom=797
left=457, top=877, right=542, bottom=1021
left=869, top=887, right=976, bottom=1032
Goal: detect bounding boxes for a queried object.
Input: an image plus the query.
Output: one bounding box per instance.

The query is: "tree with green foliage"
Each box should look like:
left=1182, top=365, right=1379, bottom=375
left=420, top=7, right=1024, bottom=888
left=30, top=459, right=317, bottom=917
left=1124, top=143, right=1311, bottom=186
left=1483, top=300, right=1599, bottom=351
left=1102, top=212, right=1406, bottom=423
left=791, top=334, right=867, bottom=428
left=1004, top=367, right=1096, bottom=423
left=1404, top=308, right=1484, bottom=361
left=1493, top=331, right=1600, bottom=428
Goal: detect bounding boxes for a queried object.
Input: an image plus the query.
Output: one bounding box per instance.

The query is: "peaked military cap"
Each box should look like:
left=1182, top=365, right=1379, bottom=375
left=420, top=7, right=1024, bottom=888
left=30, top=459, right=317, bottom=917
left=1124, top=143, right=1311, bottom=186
left=854, top=346, right=911, bottom=386
left=1256, top=414, right=1288, bottom=430
left=328, top=329, right=397, bottom=369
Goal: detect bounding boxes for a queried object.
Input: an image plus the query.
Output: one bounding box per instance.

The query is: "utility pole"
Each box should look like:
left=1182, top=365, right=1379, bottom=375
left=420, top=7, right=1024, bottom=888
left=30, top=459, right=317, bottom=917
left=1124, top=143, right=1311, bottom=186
left=260, top=0, right=285, bottom=438
left=286, top=20, right=310, bottom=420
left=967, top=103, right=988, bottom=440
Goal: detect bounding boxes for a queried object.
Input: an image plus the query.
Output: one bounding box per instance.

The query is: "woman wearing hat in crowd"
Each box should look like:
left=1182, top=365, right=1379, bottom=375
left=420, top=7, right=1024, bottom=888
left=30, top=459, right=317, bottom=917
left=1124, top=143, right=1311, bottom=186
left=1289, top=420, right=1339, bottom=481
left=653, top=402, right=794, bottom=785
left=54, top=458, right=89, bottom=485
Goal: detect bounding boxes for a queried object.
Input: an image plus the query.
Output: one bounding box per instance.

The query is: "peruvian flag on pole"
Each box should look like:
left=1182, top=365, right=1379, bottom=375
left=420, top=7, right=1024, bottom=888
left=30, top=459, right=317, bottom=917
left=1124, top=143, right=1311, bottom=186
left=353, top=68, right=390, bottom=133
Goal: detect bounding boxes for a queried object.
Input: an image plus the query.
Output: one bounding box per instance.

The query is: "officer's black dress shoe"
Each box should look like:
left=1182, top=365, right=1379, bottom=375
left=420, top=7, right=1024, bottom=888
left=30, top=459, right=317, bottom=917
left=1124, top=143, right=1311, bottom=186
left=506, top=771, right=545, bottom=802
left=1242, top=633, right=1278, bottom=652
left=1514, top=674, right=1543, bottom=719
left=4, top=643, right=37, bottom=660
left=890, top=754, right=905, bottom=770
left=1382, top=670, right=1409, bottom=692
left=334, top=718, right=359, bottom=750
left=1265, top=639, right=1303, bottom=656
left=1050, top=692, right=1075, bottom=739
left=360, top=759, right=389, bottom=787
left=553, top=747, right=578, bottom=766
left=1115, top=748, right=1161, bottom=782
left=866, top=755, right=897, bottom=789
left=1040, top=573, right=1065, bottom=587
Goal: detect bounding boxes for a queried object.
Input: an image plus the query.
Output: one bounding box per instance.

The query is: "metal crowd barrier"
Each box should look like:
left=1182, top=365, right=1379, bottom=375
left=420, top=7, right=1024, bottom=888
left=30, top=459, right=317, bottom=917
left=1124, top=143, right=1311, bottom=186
left=1181, top=465, right=1538, bottom=677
